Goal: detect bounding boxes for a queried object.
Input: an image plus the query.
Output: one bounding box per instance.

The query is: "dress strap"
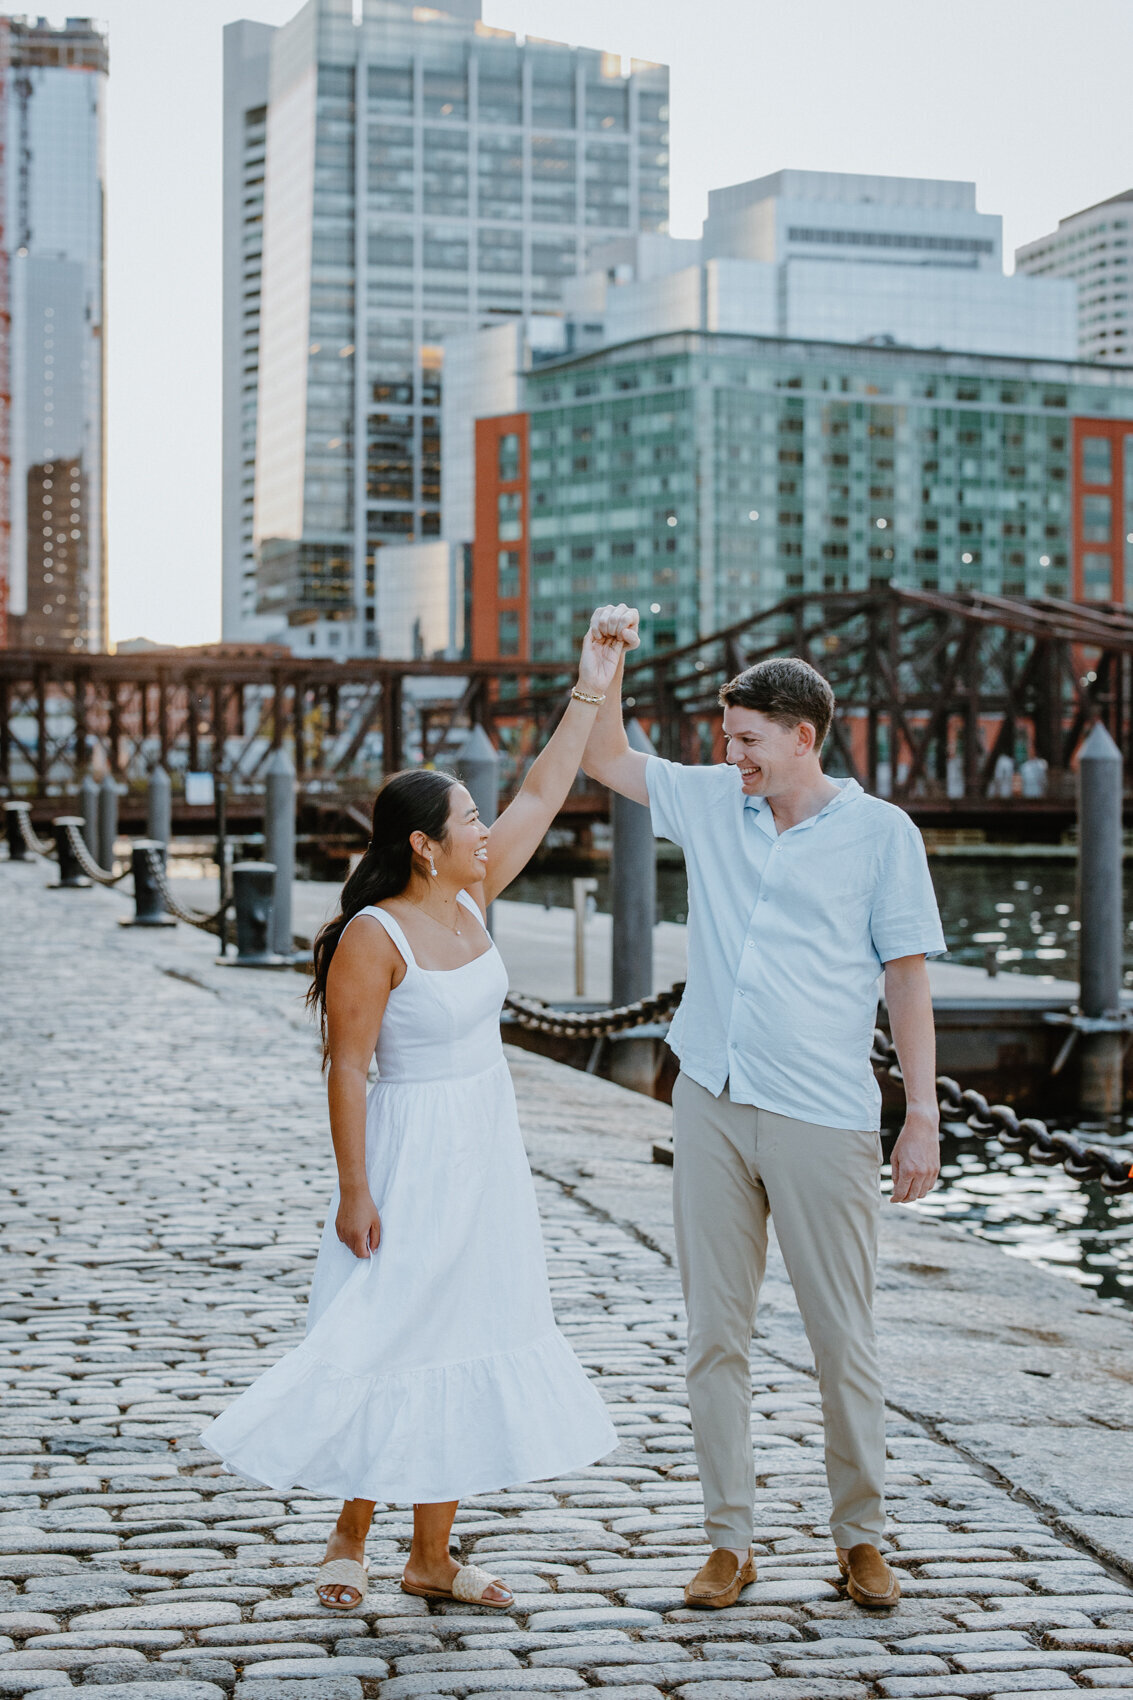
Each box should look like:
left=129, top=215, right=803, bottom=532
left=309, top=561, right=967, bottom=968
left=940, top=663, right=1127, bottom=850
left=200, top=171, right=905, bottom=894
left=346, top=904, right=417, bottom=970
left=456, top=889, right=491, bottom=942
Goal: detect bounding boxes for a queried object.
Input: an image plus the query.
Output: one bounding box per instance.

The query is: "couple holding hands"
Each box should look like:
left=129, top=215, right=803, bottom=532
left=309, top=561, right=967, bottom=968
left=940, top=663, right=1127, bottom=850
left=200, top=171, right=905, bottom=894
left=201, top=602, right=944, bottom=1617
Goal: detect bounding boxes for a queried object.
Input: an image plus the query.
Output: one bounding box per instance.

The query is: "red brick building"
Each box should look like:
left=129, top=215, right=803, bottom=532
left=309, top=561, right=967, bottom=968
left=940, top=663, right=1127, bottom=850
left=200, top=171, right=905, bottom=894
left=1072, top=417, right=1133, bottom=603
left=471, top=414, right=530, bottom=663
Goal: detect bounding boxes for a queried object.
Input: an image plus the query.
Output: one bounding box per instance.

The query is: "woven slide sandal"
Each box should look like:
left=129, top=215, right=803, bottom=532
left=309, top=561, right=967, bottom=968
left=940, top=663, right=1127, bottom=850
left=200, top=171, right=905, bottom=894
left=315, top=1556, right=370, bottom=1611
left=401, top=1562, right=513, bottom=1608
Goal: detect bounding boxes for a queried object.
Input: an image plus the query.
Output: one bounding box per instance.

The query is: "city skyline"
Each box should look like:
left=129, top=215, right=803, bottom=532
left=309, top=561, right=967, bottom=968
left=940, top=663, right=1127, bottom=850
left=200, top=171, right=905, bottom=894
left=96, top=0, right=1133, bottom=647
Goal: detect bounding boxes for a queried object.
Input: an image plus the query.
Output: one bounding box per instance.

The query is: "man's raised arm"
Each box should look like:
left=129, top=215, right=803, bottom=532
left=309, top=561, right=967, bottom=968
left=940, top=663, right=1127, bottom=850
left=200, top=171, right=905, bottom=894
left=580, top=604, right=650, bottom=806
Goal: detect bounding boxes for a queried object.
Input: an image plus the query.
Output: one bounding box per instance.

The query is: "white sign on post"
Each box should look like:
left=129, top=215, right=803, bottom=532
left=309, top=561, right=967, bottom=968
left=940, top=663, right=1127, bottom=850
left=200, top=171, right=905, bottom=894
left=185, top=772, right=215, bottom=808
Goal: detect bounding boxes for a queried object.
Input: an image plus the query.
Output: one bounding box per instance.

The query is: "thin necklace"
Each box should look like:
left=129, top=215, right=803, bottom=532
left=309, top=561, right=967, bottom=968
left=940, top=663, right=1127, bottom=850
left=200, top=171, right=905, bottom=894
left=407, top=897, right=462, bottom=937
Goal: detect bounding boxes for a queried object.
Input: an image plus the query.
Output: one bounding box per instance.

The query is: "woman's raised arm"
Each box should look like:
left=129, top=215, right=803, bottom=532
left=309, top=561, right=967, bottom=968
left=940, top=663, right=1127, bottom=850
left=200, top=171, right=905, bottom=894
left=481, top=619, right=635, bottom=905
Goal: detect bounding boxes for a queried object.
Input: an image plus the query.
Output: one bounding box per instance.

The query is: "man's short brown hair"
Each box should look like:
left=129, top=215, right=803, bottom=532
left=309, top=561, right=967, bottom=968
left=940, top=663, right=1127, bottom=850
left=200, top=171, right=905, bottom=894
left=718, top=656, right=836, bottom=751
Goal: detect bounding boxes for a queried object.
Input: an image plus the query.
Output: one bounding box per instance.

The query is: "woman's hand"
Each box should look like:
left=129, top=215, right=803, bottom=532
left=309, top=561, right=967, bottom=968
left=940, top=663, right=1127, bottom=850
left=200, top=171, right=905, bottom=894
left=336, top=1185, right=382, bottom=1258
left=578, top=604, right=640, bottom=697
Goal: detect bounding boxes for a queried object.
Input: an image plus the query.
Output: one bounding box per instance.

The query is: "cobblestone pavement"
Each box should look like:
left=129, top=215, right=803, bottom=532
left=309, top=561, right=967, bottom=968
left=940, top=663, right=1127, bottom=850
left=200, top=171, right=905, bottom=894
left=3, top=860, right=1133, bottom=1700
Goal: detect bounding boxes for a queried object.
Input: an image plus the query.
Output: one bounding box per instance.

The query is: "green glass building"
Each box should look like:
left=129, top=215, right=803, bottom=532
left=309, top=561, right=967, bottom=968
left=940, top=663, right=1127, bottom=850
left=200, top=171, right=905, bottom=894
left=518, top=332, right=1133, bottom=659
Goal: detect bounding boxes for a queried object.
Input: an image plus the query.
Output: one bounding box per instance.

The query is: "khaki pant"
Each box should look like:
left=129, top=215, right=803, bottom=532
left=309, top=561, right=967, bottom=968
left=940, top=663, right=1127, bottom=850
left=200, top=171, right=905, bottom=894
left=672, top=1071, right=886, bottom=1551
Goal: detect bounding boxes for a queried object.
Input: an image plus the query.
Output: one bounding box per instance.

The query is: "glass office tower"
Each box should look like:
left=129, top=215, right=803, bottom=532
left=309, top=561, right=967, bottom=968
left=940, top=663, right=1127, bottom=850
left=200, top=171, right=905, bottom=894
left=2, top=14, right=108, bottom=652
left=222, top=0, right=669, bottom=652
left=480, top=332, right=1133, bottom=660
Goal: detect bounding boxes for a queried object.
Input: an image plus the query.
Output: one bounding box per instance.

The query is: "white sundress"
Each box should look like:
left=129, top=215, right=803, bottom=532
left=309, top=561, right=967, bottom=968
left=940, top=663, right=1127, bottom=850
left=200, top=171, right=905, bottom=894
left=199, top=892, right=617, bottom=1504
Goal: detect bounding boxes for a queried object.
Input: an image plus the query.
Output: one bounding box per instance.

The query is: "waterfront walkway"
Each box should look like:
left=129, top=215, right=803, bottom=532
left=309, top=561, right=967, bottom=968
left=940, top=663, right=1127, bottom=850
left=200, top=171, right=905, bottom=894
left=2, top=859, right=1133, bottom=1700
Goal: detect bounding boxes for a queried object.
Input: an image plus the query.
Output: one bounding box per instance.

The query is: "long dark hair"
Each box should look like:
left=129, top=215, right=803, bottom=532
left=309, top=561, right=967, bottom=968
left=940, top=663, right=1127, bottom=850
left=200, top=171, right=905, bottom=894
left=307, top=768, right=458, bottom=1061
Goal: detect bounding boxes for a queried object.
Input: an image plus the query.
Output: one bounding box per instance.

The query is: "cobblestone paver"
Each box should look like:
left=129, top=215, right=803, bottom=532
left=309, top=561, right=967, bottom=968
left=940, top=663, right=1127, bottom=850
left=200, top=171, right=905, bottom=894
left=3, top=862, right=1133, bottom=1699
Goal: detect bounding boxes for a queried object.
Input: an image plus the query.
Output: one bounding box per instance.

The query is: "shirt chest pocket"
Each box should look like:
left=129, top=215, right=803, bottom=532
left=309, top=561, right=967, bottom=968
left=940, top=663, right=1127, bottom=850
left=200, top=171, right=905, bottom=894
left=780, top=863, right=875, bottom=925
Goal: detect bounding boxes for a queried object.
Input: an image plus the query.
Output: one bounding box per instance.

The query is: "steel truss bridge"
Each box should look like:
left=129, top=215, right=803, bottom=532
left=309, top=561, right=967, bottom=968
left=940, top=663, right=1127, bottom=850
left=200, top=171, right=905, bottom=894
left=2, top=589, right=1132, bottom=839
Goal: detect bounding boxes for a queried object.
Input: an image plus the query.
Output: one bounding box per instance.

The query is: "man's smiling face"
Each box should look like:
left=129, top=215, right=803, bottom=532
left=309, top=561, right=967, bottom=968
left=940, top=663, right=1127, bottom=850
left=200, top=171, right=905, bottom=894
left=722, top=705, right=811, bottom=798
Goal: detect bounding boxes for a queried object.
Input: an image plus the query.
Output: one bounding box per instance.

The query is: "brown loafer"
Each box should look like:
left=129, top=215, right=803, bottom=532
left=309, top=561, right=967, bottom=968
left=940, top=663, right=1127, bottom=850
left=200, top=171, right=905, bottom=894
left=684, top=1547, right=757, bottom=1609
left=835, top=1543, right=900, bottom=1609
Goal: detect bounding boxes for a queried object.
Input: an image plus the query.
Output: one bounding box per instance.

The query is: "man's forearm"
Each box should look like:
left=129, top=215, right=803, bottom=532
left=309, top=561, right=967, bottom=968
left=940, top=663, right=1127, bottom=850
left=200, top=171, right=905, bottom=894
left=582, top=651, right=629, bottom=782
left=885, top=961, right=939, bottom=1122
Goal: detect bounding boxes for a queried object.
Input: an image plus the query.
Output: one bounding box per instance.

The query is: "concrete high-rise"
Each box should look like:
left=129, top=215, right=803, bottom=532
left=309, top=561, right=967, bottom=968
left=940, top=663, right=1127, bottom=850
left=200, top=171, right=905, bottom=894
left=568, top=171, right=1077, bottom=361
left=1016, top=189, right=1133, bottom=364
left=1, top=14, right=108, bottom=652
left=222, top=0, right=669, bottom=655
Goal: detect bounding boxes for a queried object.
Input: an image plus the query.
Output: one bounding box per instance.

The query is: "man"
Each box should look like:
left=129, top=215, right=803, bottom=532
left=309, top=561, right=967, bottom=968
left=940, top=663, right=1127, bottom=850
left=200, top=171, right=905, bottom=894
left=581, top=604, right=945, bottom=1612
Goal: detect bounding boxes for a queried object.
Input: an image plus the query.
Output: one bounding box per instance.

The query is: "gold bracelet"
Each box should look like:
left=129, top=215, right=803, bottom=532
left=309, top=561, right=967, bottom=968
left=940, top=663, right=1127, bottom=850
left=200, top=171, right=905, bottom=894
left=571, top=685, right=606, bottom=706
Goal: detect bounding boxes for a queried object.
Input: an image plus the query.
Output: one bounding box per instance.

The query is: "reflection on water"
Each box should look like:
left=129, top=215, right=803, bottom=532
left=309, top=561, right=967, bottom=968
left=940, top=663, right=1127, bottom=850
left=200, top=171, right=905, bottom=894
left=930, top=860, right=1133, bottom=987
left=888, top=1123, right=1133, bottom=1310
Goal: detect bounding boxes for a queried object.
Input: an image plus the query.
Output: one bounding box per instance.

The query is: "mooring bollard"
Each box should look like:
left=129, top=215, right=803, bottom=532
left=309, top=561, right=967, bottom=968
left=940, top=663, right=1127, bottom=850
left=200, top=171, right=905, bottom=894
left=5, top=801, right=29, bottom=861
left=147, top=765, right=172, bottom=847
left=50, top=817, right=92, bottom=889
left=572, top=876, right=598, bottom=997
left=455, top=724, right=500, bottom=930
left=119, top=840, right=176, bottom=928
left=97, top=774, right=119, bottom=875
left=218, top=860, right=286, bottom=968
left=80, top=773, right=99, bottom=857
left=1077, top=722, right=1125, bottom=1118
left=611, top=718, right=657, bottom=1093
left=264, top=747, right=296, bottom=960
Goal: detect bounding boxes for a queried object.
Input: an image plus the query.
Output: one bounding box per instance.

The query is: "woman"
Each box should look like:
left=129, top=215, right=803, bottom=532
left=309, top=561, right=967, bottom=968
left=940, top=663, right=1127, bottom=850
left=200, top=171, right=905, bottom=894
left=199, top=621, right=631, bottom=1612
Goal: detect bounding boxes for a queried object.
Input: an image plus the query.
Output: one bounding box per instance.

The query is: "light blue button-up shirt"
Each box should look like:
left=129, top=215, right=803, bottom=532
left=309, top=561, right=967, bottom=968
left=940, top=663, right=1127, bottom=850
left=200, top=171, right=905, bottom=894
left=647, top=758, right=946, bottom=1131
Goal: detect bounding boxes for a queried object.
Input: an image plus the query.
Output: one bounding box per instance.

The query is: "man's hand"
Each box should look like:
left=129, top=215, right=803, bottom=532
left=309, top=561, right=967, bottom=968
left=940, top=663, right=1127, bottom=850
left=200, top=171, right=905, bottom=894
left=578, top=604, right=641, bottom=696
left=888, top=1108, right=940, bottom=1204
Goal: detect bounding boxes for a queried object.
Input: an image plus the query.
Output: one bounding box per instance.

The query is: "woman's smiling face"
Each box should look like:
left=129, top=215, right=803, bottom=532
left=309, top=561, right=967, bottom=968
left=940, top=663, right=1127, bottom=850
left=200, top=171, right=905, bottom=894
left=434, top=783, right=490, bottom=884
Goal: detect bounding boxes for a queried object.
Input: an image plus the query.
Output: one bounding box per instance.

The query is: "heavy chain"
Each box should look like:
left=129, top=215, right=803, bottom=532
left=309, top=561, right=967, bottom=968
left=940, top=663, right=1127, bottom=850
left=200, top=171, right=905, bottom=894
left=142, top=846, right=227, bottom=934
left=503, top=982, right=686, bottom=1039
left=870, top=1027, right=1133, bottom=1194
left=16, top=808, right=53, bottom=858
left=63, top=822, right=130, bottom=886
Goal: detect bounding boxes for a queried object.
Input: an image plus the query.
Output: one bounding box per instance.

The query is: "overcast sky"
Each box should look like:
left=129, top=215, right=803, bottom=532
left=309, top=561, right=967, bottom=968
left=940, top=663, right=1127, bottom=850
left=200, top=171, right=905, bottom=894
left=100, top=0, right=1133, bottom=647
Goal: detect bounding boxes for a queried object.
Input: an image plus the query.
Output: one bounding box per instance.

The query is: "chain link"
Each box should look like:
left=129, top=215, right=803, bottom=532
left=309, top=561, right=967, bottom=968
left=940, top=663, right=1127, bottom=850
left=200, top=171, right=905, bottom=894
left=16, top=808, right=53, bottom=858
left=870, top=1027, right=1133, bottom=1195
left=63, top=822, right=130, bottom=886
left=503, top=982, right=686, bottom=1039
left=143, top=846, right=227, bottom=934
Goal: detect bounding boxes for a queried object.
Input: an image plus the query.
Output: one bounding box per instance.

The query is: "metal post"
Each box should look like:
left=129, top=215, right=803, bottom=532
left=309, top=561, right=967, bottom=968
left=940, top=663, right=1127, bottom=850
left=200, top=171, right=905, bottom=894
left=97, top=774, right=119, bottom=874
left=120, top=841, right=176, bottom=928
left=1077, top=722, right=1125, bottom=1118
left=80, top=773, right=99, bottom=857
left=216, top=776, right=230, bottom=957
left=455, top=724, right=500, bottom=931
left=147, top=765, right=172, bottom=847
left=5, top=801, right=29, bottom=861
left=50, top=817, right=91, bottom=889
left=264, top=746, right=296, bottom=959
left=218, top=861, right=286, bottom=968
left=572, top=876, right=598, bottom=997
left=610, top=718, right=657, bottom=1092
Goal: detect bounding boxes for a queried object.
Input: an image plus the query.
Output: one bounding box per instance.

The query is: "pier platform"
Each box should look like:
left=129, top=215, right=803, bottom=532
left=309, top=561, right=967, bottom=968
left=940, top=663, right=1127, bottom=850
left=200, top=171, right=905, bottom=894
left=2, top=859, right=1133, bottom=1696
